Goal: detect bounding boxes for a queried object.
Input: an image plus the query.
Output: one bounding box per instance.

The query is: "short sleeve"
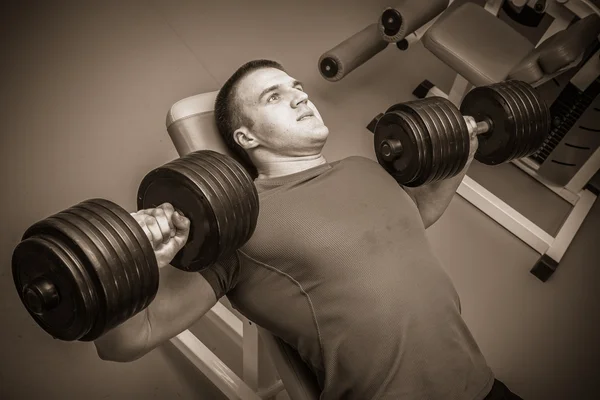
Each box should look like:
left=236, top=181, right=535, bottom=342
left=199, top=251, right=241, bottom=299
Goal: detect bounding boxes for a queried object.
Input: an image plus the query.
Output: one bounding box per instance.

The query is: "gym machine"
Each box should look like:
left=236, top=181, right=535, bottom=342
left=317, top=0, right=600, bottom=282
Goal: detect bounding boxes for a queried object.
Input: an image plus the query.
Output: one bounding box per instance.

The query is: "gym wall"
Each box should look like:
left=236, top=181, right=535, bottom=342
left=0, top=1, right=598, bottom=399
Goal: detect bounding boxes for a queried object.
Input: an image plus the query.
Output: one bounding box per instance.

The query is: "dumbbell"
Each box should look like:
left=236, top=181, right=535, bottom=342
left=12, top=150, right=259, bottom=342
left=370, top=80, right=551, bottom=187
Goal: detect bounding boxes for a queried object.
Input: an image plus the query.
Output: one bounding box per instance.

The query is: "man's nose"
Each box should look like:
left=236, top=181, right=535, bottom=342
left=292, top=90, right=309, bottom=107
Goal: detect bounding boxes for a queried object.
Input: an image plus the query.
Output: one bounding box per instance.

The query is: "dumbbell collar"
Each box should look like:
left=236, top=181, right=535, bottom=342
left=463, top=115, right=491, bottom=136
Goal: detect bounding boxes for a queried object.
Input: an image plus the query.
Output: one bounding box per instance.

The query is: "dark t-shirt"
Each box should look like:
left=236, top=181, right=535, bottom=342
left=201, top=156, right=494, bottom=400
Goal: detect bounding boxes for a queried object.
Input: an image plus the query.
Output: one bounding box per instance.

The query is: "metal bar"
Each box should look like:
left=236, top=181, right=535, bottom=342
left=546, top=189, right=597, bottom=262
left=399, top=0, right=455, bottom=50
left=458, top=175, right=554, bottom=254
left=257, top=380, right=285, bottom=399
left=243, top=320, right=261, bottom=391
left=564, top=147, right=600, bottom=194
left=448, top=75, right=472, bottom=107
left=426, top=85, right=450, bottom=99
left=170, top=330, right=262, bottom=400
left=205, top=301, right=243, bottom=348
left=570, top=48, right=600, bottom=92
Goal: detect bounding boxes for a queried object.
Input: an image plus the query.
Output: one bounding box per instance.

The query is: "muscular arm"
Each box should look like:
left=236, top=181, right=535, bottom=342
left=402, top=157, right=474, bottom=229
left=94, top=266, right=217, bottom=362
left=403, top=134, right=478, bottom=229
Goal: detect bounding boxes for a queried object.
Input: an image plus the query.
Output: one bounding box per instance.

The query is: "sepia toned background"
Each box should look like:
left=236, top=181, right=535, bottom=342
left=0, top=0, right=598, bottom=399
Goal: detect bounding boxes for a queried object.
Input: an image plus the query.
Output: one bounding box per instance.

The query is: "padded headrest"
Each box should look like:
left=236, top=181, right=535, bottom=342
left=538, top=13, right=600, bottom=74
left=509, top=13, right=600, bottom=83
left=165, top=91, right=238, bottom=161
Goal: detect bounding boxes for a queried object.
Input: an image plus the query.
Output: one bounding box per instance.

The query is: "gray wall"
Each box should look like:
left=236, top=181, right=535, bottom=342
left=1, top=1, right=598, bottom=399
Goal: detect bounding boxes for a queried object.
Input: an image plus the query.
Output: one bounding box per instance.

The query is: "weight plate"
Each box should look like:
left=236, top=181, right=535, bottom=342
left=494, top=82, right=525, bottom=162
left=92, top=199, right=158, bottom=313
left=407, top=105, right=442, bottom=184
left=197, top=151, right=257, bottom=241
left=403, top=110, right=434, bottom=186
left=12, top=234, right=97, bottom=341
left=58, top=210, right=132, bottom=337
left=170, top=159, right=232, bottom=261
left=373, top=111, right=423, bottom=185
left=460, top=86, right=516, bottom=165
left=92, top=201, right=148, bottom=317
left=506, top=81, right=537, bottom=159
left=510, top=80, right=546, bottom=160
left=43, top=233, right=99, bottom=339
left=493, top=81, right=527, bottom=162
left=184, top=155, right=246, bottom=256
left=199, top=151, right=259, bottom=244
left=197, top=152, right=249, bottom=250
left=513, top=80, right=551, bottom=130
left=407, top=101, right=448, bottom=183
left=511, top=81, right=550, bottom=158
left=417, top=100, right=457, bottom=181
left=430, top=101, right=456, bottom=181
left=431, top=98, right=470, bottom=179
left=384, top=104, right=433, bottom=185
left=219, top=152, right=259, bottom=216
left=77, top=201, right=145, bottom=319
left=25, top=214, right=114, bottom=341
left=138, top=164, right=220, bottom=271
left=404, top=101, right=442, bottom=183
left=176, top=158, right=240, bottom=258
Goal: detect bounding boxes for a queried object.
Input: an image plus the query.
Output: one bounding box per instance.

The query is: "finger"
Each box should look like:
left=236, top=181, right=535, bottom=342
left=149, top=208, right=172, bottom=243
left=144, top=215, right=164, bottom=248
left=172, top=211, right=191, bottom=241
left=159, top=202, right=175, bottom=215
left=133, top=216, right=154, bottom=246
left=157, top=203, right=176, bottom=233
left=135, top=209, right=153, bottom=216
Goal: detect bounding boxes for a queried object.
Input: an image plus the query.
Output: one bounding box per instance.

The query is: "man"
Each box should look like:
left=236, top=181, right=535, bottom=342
left=95, top=60, right=523, bottom=400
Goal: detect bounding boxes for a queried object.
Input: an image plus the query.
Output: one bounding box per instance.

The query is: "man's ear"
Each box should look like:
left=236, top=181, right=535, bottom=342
left=233, top=127, right=259, bottom=150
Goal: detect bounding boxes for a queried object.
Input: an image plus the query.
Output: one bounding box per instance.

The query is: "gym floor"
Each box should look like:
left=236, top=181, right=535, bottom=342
left=1, top=1, right=598, bottom=399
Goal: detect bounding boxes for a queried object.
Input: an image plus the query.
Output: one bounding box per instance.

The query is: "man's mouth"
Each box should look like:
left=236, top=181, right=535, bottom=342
left=298, top=112, right=314, bottom=121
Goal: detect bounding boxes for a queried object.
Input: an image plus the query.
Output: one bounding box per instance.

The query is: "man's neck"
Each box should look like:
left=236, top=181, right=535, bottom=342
left=255, top=154, right=328, bottom=180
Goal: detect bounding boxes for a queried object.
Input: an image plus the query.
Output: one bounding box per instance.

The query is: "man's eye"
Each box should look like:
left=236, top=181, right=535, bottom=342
left=268, top=93, right=279, bottom=102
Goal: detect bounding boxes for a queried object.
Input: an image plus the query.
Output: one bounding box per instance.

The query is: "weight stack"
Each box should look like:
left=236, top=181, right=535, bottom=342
left=532, top=76, right=600, bottom=187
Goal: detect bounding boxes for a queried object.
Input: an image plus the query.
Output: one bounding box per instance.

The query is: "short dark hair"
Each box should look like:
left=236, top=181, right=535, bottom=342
left=214, top=59, right=286, bottom=179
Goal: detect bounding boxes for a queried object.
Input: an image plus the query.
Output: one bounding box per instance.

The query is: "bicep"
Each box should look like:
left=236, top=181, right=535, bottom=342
left=400, top=185, right=436, bottom=229
left=401, top=185, right=420, bottom=209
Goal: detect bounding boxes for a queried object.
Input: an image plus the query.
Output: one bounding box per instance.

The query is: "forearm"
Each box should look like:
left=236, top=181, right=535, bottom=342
left=403, top=157, right=474, bottom=227
left=93, top=265, right=217, bottom=363
left=93, top=308, right=151, bottom=362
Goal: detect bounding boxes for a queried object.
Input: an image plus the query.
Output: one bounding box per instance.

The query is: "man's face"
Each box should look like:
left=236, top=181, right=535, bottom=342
left=233, top=68, right=329, bottom=157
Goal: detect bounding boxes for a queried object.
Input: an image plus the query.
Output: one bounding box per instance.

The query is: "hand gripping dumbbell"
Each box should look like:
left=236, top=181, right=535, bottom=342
left=369, top=80, right=551, bottom=187
left=12, top=150, right=259, bottom=342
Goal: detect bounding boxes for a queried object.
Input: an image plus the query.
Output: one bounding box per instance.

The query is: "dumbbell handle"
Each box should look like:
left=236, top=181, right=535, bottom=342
left=464, top=115, right=492, bottom=136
